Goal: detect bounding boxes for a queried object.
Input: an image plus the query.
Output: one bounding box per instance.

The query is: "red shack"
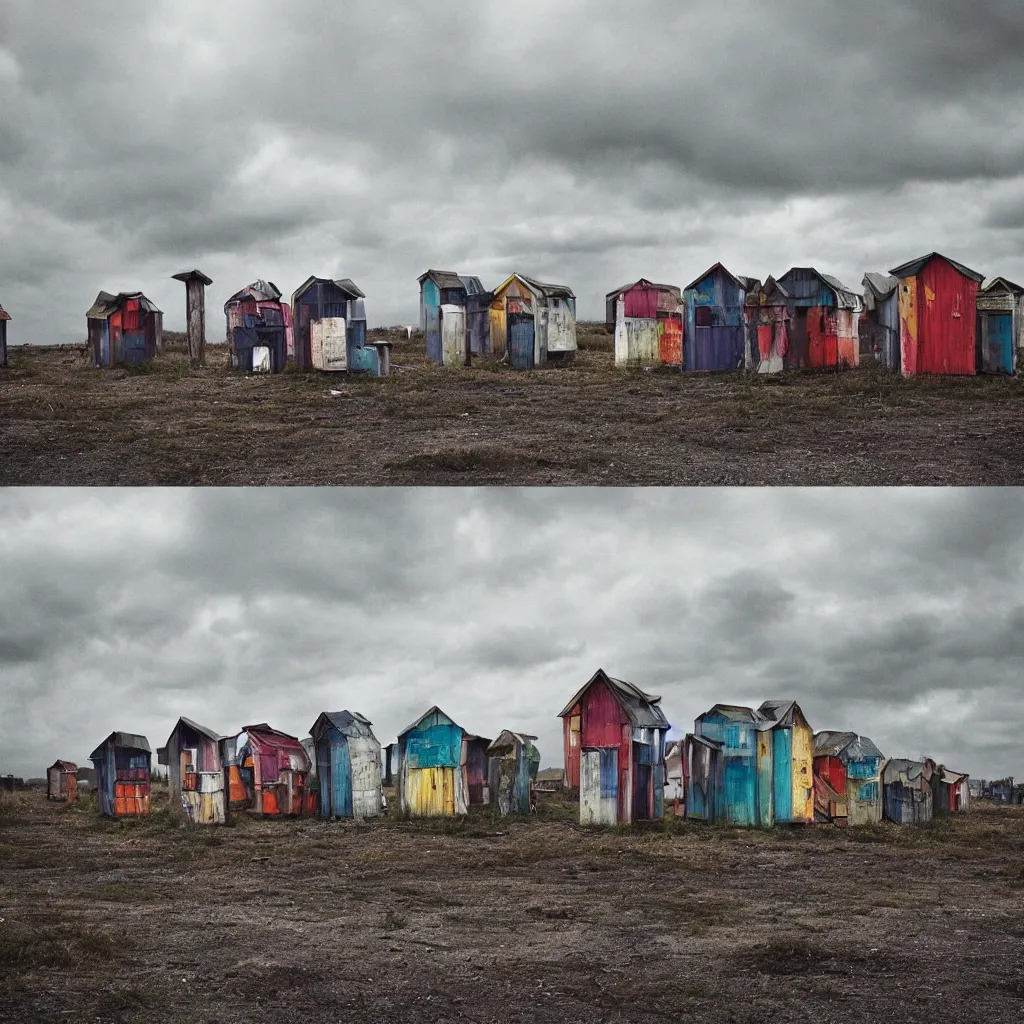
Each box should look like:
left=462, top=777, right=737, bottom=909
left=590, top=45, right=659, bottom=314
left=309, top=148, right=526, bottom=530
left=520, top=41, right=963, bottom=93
left=559, top=669, right=669, bottom=825
left=238, top=724, right=311, bottom=817
left=607, top=279, right=684, bottom=366
left=890, top=253, right=985, bottom=376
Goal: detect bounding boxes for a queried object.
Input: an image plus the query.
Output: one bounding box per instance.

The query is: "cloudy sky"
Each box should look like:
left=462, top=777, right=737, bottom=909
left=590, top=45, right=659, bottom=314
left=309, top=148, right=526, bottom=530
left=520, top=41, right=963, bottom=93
left=1, top=487, right=1021, bottom=780
left=3, top=0, right=1024, bottom=345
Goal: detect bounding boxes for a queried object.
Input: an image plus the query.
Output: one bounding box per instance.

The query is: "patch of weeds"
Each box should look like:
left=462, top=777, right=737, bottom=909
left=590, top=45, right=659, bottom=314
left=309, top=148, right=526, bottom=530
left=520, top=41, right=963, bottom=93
left=741, top=937, right=838, bottom=976
left=383, top=911, right=408, bottom=932
left=0, top=918, right=118, bottom=970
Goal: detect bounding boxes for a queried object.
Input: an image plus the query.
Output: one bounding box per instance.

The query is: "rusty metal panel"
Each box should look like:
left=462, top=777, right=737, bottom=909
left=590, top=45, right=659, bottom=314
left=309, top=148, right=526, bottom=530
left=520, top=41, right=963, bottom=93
left=658, top=316, right=683, bottom=366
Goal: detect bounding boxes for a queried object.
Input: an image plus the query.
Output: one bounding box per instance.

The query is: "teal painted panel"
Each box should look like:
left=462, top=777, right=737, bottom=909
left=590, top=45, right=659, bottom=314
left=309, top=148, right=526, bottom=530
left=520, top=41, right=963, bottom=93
left=332, top=732, right=352, bottom=818
left=424, top=280, right=440, bottom=308
left=405, top=723, right=462, bottom=769
left=773, top=729, right=792, bottom=823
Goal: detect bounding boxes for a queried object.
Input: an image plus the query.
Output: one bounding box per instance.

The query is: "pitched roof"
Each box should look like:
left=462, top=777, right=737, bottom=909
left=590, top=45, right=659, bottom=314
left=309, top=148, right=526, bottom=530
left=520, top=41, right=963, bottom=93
left=225, top=281, right=284, bottom=307
left=0, top=303, right=10, bottom=322
left=558, top=669, right=669, bottom=729
left=684, top=262, right=749, bottom=294
left=419, top=270, right=466, bottom=291
left=486, top=729, right=539, bottom=756
left=536, top=768, right=565, bottom=782
left=757, top=700, right=808, bottom=729
left=605, top=279, right=680, bottom=301
left=981, top=276, right=1024, bottom=295
left=334, top=278, right=365, bottom=299
left=310, top=710, right=376, bottom=740
left=49, top=760, right=77, bottom=772
left=87, top=291, right=162, bottom=319
left=814, top=731, right=884, bottom=761
left=397, top=705, right=461, bottom=740
left=171, top=269, right=213, bottom=286
left=862, top=273, right=898, bottom=300
left=502, top=273, right=576, bottom=300
left=889, top=253, right=985, bottom=283
left=820, top=274, right=864, bottom=311
left=243, top=723, right=309, bottom=758
left=90, top=732, right=151, bottom=760
left=699, top=704, right=761, bottom=723
left=459, top=276, right=487, bottom=296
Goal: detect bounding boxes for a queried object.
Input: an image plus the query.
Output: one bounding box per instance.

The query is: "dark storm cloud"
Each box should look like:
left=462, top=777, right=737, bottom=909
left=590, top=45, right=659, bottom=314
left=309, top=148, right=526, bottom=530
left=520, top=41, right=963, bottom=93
left=3, top=488, right=1024, bottom=781
left=2, top=0, right=1024, bottom=344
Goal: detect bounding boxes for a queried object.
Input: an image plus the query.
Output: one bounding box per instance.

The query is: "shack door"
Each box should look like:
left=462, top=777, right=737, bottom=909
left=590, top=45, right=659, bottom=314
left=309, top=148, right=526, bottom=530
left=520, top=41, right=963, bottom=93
left=332, top=740, right=353, bottom=819
left=508, top=314, right=535, bottom=370
left=123, top=333, right=148, bottom=365
left=580, top=748, right=617, bottom=826
left=311, top=318, right=348, bottom=372
left=981, top=314, right=1014, bottom=375
left=658, top=316, right=683, bottom=366
left=317, top=739, right=332, bottom=818
left=441, top=306, right=467, bottom=367
left=787, top=310, right=809, bottom=368
left=773, top=729, right=793, bottom=823
left=425, top=306, right=443, bottom=365
left=633, top=763, right=652, bottom=821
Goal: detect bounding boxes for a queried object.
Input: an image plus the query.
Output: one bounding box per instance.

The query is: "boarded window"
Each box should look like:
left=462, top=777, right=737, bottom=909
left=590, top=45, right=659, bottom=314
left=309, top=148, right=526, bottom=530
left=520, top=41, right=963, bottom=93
left=695, top=306, right=713, bottom=328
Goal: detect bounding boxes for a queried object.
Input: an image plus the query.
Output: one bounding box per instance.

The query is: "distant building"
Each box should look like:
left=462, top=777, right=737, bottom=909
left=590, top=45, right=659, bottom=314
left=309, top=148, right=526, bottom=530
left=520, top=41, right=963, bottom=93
left=46, top=761, right=78, bottom=803
left=881, top=758, right=936, bottom=825
left=534, top=768, right=565, bottom=793
left=558, top=669, right=669, bottom=825
left=0, top=301, right=10, bottom=368
left=86, top=292, right=163, bottom=368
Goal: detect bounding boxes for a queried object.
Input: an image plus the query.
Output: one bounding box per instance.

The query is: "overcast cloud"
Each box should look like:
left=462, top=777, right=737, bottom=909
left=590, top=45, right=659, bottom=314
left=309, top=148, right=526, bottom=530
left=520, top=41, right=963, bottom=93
left=2, top=1, right=1024, bottom=345
left=1, top=488, right=1021, bottom=780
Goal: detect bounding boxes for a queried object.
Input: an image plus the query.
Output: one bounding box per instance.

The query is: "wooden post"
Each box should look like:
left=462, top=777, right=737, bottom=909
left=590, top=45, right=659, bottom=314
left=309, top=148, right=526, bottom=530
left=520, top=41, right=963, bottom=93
left=172, top=270, right=212, bottom=367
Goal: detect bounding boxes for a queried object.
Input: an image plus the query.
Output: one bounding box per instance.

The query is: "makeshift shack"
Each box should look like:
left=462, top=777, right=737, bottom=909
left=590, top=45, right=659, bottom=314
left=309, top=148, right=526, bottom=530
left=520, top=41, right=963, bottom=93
left=559, top=669, right=669, bottom=825
left=683, top=264, right=752, bottom=372
left=534, top=768, right=565, bottom=793
left=486, top=731, right=540, bottom=816
left=224, top=281, right=293, bottom=374
left=757, top=701, right=814, bottom=825
left=977, top=277, right=1023, bottom=375
left=419, top=270, right=492, bottom=365
left=89, top=732, right=152, bottom=818
left=309, top=711, right=383, bottom=820
left=932, top=765, right=971, bottom=815
left=235, top=724, right=311, bottom=817
left=743, top=277, right=789, bottom=374
left=813, top=732, right=884, bottom=826
left=777, top=268, right=862, bottom=369
left=87, top=292, right=164, bottom=368
left=882, top=758, right=935, bottom=825
left=397, top=706, right=469, bottom=817
left=490, top=274, right=577, bottom=369
left=890, top=253, right=984, bottom=376
left=606, top=279, right=684, bottom=366
left=159, top=717, right=227, bottom=826
left=46, top=761, right=78, bottom=803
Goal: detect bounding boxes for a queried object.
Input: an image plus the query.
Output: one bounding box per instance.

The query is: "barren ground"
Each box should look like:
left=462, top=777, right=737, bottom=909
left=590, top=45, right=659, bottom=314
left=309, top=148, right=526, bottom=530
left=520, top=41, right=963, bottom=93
left=2, top=790, right=1024, bottom=1024
left=3, top=329, right=1023, bottom=485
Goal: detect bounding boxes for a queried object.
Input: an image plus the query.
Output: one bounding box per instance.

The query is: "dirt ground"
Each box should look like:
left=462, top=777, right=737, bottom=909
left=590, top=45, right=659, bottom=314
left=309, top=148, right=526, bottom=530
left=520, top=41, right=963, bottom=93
left=2, top=791, right=1024, bottom=1024
left=3, top=329, right=1024, bottom=486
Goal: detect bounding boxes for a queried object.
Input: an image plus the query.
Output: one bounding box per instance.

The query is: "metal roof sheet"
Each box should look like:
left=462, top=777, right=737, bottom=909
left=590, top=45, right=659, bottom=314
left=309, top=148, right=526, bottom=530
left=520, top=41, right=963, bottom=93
left=49, top=760, right=78, bottom=772
left=820, top=274, right=864, bottom=311
left=172, top=717, right=223, bottom=743
left=90, top=731, right=151, bottom=760
left=419, top=270, right=466, bottom=291
left=536, top=768, right=565, bottom=782
left=981, top=276, right=1024, bottom=295
left=486, top=729, right=539, bottom=756
left=700, top=704, right=761, bottom=723
left=226, top=281, right=283, bottom=307
left=243, top=723, right=308, bottom=755
left=814, top=730, right=858, bottom=757
left=397, top=705, right=461, bottom=740
left=889, top=252, right=985, bottom=284
left=0, top=303, right=10, bottom=322
left=862, top=273, right=898, bottom=299
left=311, top=710, right=376, bottom=740
left=558, top=670, right=669, bottom=729
left=459, top=276, right=486, bottom=295
left=334, top=278, right=365, bottom=299
left=757, top=700, right=807, bottom=729
left=515, top=274, right=576, bottom=300
left=684, top=262, right=749, bottom=294
left=605, top=279, right=680, bottom=301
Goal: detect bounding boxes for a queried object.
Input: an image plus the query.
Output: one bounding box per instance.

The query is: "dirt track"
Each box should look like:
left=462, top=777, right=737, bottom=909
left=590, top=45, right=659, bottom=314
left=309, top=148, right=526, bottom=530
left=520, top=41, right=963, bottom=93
left=2, top=330, right=1023, bottom=486
left=2, top=792, right=1024, bottom=1024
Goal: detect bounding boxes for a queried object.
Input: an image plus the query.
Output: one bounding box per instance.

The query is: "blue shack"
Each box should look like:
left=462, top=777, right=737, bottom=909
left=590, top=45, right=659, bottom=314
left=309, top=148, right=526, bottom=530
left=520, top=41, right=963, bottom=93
left=89, top=731, right=152, bottom=818
left=683, top=264, right=753, bottom=372
left=291, top=276, right=389, bottom=376
left=418, top=270, right=492, bottom=366
left=309, top=711, right=383, bottom=820
left=396, top=706, right=468, bottom=817
left=687, top=705, right=773, bottom=826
